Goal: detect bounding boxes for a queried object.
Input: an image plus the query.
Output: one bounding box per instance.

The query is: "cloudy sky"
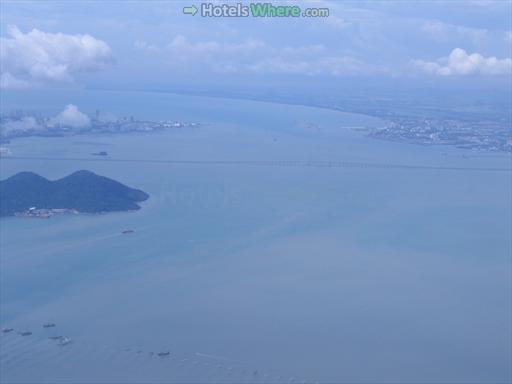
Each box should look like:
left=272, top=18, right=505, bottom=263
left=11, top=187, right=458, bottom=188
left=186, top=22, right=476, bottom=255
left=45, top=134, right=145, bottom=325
left=1, top=0, right=511, bottom=97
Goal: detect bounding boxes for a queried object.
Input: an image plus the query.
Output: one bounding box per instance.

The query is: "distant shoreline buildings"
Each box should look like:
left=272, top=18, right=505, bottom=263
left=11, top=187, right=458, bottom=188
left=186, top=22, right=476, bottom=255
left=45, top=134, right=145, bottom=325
left=0, top=108, right=199, bottom=144
left=14, top=207, right=79, bottom=219
left=1, top=106, right=510, bottom=153
left=366, top=116, right=512, bottom=153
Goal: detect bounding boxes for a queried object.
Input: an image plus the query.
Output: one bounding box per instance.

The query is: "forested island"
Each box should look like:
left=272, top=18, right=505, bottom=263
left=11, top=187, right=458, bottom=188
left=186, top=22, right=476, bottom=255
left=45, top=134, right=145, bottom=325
left=0, top=170, right=149, bottom=217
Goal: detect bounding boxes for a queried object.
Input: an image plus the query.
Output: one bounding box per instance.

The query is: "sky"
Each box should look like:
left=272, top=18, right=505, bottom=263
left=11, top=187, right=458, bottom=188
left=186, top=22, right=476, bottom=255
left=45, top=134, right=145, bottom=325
left=0, top=0, right=511, bottom=101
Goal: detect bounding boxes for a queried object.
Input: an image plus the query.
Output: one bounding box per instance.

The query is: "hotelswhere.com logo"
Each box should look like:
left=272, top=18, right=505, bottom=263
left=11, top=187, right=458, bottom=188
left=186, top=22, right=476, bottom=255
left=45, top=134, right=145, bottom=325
left=183, top=2, right=330, bottom=18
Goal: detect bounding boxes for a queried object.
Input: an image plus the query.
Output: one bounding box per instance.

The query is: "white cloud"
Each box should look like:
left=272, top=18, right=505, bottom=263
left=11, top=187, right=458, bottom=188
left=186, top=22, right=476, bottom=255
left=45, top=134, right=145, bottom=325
left=0, top=25, right=113, bottom=89
left=0, top=72, right=32, bottom=89
left=134, top=40, right=160, bottom=53
left=167, top=35, right=266, bottom=56
left=249, top=56, right=384, bottom=76
left=0, top=116, right=43, bottom=136
left=326, top=16, right=353, bottom=30
left=139, top=35, right=384, bottom=76
left=49, top=104, right=90, bottom=129
left=413, top=48, right=512, bottom=76
left=422, top=20, right=488, bottom=42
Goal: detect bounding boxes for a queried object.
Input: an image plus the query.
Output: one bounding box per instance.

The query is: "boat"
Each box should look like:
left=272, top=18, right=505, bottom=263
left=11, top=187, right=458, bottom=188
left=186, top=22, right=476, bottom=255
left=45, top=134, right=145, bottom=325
left=43, top=323, right=56, bottom=328
left=58, top=337, right=72, bottom=346
left=122, top=229, right=135, bottom=234
left=1, top=328, right=14, bottom=333
left=157, top=351, right=170, bottom=357
left=19, top=331, right=32, bottom=336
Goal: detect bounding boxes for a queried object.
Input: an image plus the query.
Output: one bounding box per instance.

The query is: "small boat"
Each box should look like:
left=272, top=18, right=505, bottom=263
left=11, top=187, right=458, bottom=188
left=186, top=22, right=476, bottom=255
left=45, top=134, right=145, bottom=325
left=157, top=351, right=170, bottom=357
left=122, top=229, right=135, bottom=234
left=58, top=337, right=72, bottom=346
left=19, top=331, right=32, bottom=336
left=2, top=328, right=14, bottom=333
left=43, top=323, right=56, bottom=328
left=49, top=336, right=64, bottom=340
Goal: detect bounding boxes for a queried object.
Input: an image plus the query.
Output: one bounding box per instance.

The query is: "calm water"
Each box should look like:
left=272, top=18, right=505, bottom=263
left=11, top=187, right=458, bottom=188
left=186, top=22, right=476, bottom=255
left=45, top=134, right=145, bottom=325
left=1, top=90, right=511, bottom=383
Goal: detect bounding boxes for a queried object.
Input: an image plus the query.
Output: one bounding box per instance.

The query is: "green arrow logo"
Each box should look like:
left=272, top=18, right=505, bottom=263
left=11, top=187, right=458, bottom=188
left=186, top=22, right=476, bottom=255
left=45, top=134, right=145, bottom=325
left=183, top=5, right=198, bottom=16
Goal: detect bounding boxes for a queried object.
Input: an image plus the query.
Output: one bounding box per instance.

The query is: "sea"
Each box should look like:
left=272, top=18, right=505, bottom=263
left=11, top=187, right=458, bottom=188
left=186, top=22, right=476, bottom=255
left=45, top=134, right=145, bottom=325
left=0, top=89, right=511, bottom=383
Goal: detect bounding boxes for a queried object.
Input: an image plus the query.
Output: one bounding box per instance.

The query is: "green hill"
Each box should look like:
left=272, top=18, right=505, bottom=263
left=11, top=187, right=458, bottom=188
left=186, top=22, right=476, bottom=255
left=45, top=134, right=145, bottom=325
left=0, top=170, right=149, bottom=217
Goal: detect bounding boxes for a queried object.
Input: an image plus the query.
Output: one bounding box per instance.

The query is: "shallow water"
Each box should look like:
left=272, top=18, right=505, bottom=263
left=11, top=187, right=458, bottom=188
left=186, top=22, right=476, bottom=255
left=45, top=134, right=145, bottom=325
left=1, top=90, right=511, bottom=383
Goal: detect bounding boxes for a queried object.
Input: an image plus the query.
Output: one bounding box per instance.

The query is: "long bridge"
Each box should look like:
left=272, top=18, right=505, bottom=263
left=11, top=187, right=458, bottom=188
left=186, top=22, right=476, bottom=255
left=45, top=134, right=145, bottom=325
left=3, top=156, right=511, bottom=172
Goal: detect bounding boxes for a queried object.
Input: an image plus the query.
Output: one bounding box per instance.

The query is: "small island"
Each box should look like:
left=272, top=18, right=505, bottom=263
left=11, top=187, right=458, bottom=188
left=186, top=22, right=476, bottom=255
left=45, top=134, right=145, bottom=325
left=0, top=170, right=149, bottom=217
